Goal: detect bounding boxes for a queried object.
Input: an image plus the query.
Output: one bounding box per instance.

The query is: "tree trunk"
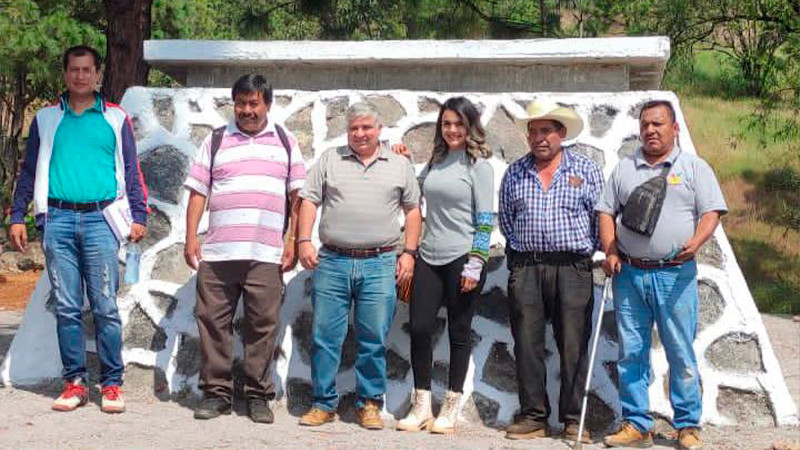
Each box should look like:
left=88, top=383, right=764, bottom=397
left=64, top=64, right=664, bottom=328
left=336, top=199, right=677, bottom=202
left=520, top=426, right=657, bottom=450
left=102, top=0, right=153, bottom=103
left=142, top=0, right=152, bottom=44
left=0, top=69, right=27, bottom=211
left=539, top=0, right=546, bottom=36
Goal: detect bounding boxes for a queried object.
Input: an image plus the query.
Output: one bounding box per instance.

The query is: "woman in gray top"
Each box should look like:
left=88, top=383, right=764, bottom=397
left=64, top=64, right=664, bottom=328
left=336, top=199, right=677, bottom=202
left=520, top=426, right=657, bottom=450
left=394, top=97, right=494, bottom=434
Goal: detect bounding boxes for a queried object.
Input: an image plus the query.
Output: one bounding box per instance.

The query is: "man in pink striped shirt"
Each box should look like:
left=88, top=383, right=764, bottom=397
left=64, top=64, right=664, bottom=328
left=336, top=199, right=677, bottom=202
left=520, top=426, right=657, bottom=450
left=183, top=74, right=306, bottom=424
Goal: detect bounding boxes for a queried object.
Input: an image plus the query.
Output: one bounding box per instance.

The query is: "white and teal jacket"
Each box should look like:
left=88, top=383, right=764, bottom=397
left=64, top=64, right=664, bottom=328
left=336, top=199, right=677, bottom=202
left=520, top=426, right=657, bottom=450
left=11, top=92, right=149, bottom=226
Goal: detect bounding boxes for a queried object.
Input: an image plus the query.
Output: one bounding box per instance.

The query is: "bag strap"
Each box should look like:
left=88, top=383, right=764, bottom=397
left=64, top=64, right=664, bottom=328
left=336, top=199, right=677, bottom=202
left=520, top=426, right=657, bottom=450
left=274, top=124, right=293, bottom=235
left=658, top=161, right=672, bottom=177
left=209, top=126, right=227, bottom=174
left=206, top=126, right=227, bottom=210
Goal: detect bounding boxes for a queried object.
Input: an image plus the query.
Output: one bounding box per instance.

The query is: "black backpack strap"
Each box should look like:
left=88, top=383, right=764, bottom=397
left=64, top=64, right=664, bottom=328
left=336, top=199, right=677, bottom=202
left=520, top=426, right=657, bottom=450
left=274, top=124, right=293, bottom=234
left=209, top=126, right=227, bottom=171
left=275, top=124, right=292, bottom=168
left=205, top=126, right=226, bottom=210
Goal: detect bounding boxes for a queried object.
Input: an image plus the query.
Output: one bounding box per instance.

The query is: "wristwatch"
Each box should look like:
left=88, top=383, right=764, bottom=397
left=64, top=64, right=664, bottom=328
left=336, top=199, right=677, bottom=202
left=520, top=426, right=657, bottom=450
left=403, top=248, right=419, bottom=257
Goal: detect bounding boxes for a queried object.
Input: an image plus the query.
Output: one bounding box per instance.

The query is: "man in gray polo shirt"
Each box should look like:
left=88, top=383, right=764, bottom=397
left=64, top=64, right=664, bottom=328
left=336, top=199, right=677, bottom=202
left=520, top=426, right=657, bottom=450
left=597, top=100, right=727, bottom=450
left=297, top=102, right=422, bottom=430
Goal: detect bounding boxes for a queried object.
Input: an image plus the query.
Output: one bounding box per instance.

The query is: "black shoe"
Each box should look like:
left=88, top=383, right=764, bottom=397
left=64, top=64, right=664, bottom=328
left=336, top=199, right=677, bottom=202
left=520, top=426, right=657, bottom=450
left=248, top=397, right=274, bottom=424
left=506, top=415, right=548, bottom=439
left=194, top=396, right=232, bottom=420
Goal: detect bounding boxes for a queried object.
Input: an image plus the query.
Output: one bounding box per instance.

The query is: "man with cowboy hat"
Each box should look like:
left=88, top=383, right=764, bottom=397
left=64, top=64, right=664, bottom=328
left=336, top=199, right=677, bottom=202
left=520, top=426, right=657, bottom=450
left=498, top=100, right=604, bottom=442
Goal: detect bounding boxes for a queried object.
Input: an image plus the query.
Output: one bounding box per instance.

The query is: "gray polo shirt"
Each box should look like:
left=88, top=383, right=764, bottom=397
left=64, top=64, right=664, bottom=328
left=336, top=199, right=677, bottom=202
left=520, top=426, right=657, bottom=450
left=301, top=143, right=420, bottom=249
left=595, top=146, right=727, bottom=260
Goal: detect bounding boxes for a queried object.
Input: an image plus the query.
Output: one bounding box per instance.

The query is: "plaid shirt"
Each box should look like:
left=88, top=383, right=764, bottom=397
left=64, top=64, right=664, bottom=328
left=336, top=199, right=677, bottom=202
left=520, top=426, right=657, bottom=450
left=499, top=148, right=604, bottom=255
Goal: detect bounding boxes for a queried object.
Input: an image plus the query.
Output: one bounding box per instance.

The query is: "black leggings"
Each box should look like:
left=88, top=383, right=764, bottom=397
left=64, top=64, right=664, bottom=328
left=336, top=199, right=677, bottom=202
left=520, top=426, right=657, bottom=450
left=409, top=254, right=486, bottom=392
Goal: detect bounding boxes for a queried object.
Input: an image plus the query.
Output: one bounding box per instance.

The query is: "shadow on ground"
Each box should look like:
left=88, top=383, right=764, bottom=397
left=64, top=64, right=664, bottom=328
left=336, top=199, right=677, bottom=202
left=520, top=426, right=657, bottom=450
left=0, top=318, right=20, bottom=360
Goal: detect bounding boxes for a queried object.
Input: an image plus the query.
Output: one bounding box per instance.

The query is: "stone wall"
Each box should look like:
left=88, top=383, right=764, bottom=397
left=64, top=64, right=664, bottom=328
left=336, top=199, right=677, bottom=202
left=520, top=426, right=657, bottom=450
left=2, top=88, right=797, bottom=431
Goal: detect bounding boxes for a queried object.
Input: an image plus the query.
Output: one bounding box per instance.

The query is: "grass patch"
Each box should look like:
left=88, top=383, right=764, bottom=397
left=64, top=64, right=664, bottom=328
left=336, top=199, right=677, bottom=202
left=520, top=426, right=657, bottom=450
left=664, top=52, right=751, bottom=99
left=680, top=95, right=796, bottom=181
left=729, top=238, right=800, bottom=315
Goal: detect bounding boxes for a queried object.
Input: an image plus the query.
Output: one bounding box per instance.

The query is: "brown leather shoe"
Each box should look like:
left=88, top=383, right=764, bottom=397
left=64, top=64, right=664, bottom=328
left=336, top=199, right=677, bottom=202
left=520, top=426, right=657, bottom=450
left=356, top=400, right=384, bottom=430
left=505, top=415, right=548, bottom=440
left=678, top=427, right=703, bottom=450
left=564, top=422, right=591, bottom=444
left=299, top=407, right=337, bottom=426
left=603, top=422, right=653, bottom=448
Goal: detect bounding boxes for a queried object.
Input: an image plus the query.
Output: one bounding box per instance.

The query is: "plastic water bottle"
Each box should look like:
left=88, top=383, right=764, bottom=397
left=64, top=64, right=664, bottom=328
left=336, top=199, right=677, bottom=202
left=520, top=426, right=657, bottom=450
left=124, top=243, right=141, bottom=284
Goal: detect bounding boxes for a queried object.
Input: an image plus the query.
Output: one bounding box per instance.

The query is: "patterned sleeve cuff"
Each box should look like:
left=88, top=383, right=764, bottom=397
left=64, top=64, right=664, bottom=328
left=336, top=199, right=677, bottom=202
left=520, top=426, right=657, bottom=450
left=470, top=211, right=494, bottom=261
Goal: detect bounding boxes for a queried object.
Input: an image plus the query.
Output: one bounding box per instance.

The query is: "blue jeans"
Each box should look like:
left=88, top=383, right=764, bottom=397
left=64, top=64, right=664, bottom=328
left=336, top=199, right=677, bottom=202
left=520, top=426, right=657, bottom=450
left=310, top=248, right=396, bottom=411
left=43, top=207, right=123, bottom=387
left=613, top=261, right=701, bottom=431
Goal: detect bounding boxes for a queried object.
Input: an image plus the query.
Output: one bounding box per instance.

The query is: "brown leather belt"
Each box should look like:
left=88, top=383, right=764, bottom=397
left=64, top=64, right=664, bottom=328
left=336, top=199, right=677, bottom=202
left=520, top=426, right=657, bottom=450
left=619, top=252, right=690, bottom=269
left=323, top=244, right=395, bottom=259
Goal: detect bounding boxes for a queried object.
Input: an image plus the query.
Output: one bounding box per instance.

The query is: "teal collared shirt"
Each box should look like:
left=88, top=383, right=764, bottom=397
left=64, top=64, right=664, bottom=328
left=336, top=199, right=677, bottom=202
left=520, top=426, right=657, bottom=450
left=49, top=94, right=117, bottom=203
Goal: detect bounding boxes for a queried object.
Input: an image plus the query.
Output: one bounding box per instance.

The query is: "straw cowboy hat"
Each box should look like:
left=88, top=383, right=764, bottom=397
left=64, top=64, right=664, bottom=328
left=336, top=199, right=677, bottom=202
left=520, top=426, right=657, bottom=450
left=518, top=100, right=584, bottom=141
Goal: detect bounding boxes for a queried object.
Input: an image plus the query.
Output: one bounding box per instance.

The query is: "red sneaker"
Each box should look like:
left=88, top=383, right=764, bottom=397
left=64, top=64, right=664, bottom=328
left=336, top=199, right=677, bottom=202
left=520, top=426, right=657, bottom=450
left=52, top=379, right=88, bottom=412
left=101, top=385, right=126, bottom=414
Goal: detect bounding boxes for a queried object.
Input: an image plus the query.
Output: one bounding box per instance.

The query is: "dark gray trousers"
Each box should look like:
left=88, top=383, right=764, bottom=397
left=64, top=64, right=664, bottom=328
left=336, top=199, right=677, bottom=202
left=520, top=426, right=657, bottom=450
left=507, top=251, right=594, bottom=424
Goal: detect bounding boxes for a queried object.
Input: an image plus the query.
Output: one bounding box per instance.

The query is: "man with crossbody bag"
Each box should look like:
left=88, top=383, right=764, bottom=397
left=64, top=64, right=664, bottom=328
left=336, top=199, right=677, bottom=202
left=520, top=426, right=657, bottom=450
left=597, top=100, right=727, bottom=450
left=183, top=74, right=306, bottom=424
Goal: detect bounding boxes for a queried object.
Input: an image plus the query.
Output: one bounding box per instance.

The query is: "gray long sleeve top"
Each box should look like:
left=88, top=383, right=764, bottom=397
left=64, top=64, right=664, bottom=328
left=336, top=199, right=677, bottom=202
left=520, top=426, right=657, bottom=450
left=419, top=149, right=495, bottom=266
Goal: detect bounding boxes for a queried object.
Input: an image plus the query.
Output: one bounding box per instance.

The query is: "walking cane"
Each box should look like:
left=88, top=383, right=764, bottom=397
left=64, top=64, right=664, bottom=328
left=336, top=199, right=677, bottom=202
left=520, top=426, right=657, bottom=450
left=572, top=279, right=612, bottom=449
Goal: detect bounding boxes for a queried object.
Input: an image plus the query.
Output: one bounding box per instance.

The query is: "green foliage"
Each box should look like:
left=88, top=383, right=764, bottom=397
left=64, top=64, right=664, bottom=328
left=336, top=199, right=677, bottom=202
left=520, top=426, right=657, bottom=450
left=147, top=68, right=180, bottom=88
left=560, top=0, right=621, bottom=37
left=402, top=0, right=487, bottom=39
left=0, top=0, right=105, bottom=212
left=151, top=0, right=234, bottom=39
left=622, top=0, right=798, bottom=98
left=663, top=52, right=751, bottom=99
left=163, top=0, right=568, bottom=41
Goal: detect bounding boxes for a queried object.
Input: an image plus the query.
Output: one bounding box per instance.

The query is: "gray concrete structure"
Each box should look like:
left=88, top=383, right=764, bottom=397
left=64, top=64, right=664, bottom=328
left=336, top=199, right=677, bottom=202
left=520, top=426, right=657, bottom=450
left=144, top=37, right=670, bottom=92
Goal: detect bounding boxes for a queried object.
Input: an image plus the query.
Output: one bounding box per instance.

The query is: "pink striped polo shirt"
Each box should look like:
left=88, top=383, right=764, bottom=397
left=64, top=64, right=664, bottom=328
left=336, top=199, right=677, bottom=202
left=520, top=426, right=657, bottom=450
left=184, top=121, right=306, bottom=263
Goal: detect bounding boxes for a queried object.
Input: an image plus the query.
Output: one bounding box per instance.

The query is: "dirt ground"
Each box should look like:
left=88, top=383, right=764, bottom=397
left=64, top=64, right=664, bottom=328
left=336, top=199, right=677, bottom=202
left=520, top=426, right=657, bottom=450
left=0, top=272, right=41, bottom=311
left=0, top=288, right=798, bottom=449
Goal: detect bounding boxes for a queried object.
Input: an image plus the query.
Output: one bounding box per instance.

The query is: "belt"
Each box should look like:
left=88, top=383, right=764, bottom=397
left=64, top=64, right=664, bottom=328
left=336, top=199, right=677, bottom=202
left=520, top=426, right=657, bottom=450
left=48, top=198, right=114, bottom=212
left=619, top=252, right=689, bottom=269
left=508, top=249, right=589, bottom=266
left=323, top=244, right=396, bottom=259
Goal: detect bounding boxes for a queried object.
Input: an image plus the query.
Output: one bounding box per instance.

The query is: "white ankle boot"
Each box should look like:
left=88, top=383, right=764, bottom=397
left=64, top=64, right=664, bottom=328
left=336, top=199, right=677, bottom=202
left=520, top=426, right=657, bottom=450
left=396, top=389, right=433, bottom=431
left=430, top=390, right=462, bottom=434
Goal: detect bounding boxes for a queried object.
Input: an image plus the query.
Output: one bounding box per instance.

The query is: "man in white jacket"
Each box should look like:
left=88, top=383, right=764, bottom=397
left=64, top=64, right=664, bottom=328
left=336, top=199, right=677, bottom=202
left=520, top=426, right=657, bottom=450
left=9, top=45, right=148, bottom=414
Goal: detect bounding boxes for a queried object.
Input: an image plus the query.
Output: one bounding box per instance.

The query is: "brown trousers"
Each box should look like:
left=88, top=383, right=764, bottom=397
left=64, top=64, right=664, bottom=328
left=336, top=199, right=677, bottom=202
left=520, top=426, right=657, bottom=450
left=195, top=260, right=283, bottom=401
